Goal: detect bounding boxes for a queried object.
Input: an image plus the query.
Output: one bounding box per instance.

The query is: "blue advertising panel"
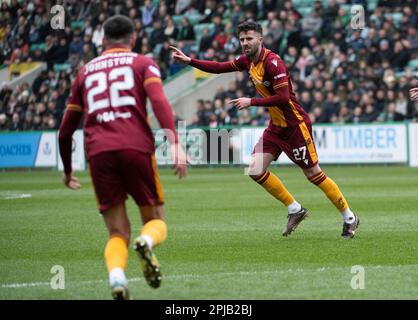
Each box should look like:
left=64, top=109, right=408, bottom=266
left=0, top=133, right=41, bottom=168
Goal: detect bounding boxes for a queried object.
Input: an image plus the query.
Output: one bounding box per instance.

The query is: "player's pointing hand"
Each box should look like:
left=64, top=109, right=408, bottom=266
left=230, top=97, right=251, bottom=110
left=169, top=46, right=191, bottom=64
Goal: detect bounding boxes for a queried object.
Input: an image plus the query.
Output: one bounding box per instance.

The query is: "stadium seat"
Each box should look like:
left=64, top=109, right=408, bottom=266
left=193, top=23, right=215, bottom=35
left=30, top=43, right=46, bottom=52
left=145, top=27, right=153, bottom=38
left=407, top=59, right=418, bottom=70
left=368, top=0, right=379, bottom=11
left=153, top=43, right=163, bottom=57
left=384, top=12, right=403, bottom=27
left=193, top=23, right=215, bottom=45
left=172, top=15, right=183, bottom=26
left=188, top=14, right=202, bottom=26
left=259, top=20, right=268, bottom=29
left=340, top=4, right=352, bottom=13
left=71, top=21, right=84, bottom=30
left=53, top=63, right=71, bottom=72
left=189, top=44, right=199, bottom=52
left=298, top=7, right=313, bottom=17
left=293, top=0, right=311, bottom=7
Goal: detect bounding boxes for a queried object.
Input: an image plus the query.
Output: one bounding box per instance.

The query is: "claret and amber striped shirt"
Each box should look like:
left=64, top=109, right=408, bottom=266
left=190, top=47, right=310, bottom=128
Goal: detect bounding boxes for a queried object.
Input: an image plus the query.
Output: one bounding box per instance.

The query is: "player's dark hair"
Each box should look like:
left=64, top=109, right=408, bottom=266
left=103, top=15, right=134, bottom=43
left=236, top=21, right=263, bottom=36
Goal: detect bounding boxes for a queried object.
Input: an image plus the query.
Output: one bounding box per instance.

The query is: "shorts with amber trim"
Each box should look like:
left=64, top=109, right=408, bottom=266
left=253, top=121, right=318, bottom=169
left=89, top=150, right=164, bottom=213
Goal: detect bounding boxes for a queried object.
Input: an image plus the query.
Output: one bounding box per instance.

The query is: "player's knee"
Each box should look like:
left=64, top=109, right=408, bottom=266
left=304, top=165, right=323, bottom=183
left=247, top=164, right=259, bottom=179
left=248, top=165, right=266, bottom=180
left=248, top=167, right=265, bottom=181
left=306, top=170, right=327, bottom=186
left=248, top=156, right=267, bottom=176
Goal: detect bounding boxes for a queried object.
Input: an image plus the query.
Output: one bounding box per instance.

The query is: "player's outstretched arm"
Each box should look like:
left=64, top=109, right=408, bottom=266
left=410, top=87, right=418, bottom=101
left=170, top=45, right=238, bottom=74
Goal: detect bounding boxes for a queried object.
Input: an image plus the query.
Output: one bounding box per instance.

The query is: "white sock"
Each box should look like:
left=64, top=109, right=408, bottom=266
left=342, top=208, right=355, bottom=224
left=109, top=267, right=127, bottom=286
left=141, top=235, right=154, bottom=250
left=288, top=201, right=302, bottom=214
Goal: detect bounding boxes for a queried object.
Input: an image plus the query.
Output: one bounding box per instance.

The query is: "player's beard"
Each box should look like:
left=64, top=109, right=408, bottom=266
left=243, top=44, right=259, bottom=60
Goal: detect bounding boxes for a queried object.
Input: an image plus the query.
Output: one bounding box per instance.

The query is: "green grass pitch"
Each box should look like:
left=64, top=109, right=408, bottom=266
left=1, top=165, right=418, bottom=299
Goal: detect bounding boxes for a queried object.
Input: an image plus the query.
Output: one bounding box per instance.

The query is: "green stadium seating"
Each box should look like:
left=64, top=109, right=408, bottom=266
left=188, top=14, right=202, bottom=26
left=368, top=0, right=379, bottom=11
left=340, top=4, right=352, bottom=13
left=172, top=15, right=183, bottom=26
left=145, top=26, right=153, bottom=38
left=30, top=43, right=46, bottom=52
left=193, top=23, right=215, bottom=45
left=292, top=0, right=312, bottom=7
left=407, top=59, right=418, bottom=70
left=384, top=12, right=403, bottom=27
left=53, top=63, right=71, bottom=72
left=71, top=21, right=84, bottom=30
left=298, top=7, right=313, bottom=17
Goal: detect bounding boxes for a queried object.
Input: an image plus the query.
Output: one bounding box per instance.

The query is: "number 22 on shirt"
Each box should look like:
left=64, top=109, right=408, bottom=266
left=85, top=66, right=136, bottom=114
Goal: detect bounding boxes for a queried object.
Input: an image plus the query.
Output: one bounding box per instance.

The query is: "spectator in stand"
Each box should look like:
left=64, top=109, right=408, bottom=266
left=378, top=102, right=405, bottom=122
left=0, top=113, right=8, bottom=130
left=149, top=19, right=166, bottom=49
left=80, top=43, right=95, bottom=65
left=199, top=27, right=214, bottom=54
left=9, top=112, right=22, bottom=131
left=361, top=104, right=378, bottom=122
left=164, top=16, right=178, bottom=41
left=142, top=0, right=156, bottom=27
left=175, top=0, right=192, bottom=15
left=301, top=10, right=323, bottom=45
left=177, top=17, right=195, bottom=41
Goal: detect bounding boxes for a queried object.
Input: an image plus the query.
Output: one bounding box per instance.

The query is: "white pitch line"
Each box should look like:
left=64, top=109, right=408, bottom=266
left=2, top=281, right=50, bottom=288
left=3, top=265, right=417, bottom=290
left=0, top=192, right=32, bottom=200
left=0, top=267, right=356, bottom=289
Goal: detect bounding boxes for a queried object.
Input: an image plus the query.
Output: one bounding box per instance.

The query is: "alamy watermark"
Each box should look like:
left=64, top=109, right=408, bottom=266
left=350, top=5, right=366, bottom=30
left=154, top=121, right=268, bottom=176
left=50, top=265, right=65, bottom=290
left=50, top=5, right=65, bottom=30
left=350, top=265, right=365, bottom=290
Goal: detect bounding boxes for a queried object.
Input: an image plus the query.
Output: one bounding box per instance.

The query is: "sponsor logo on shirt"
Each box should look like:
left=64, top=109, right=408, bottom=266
left=274, top=73, right=286, bottom=80
left=148, top=65, right=161, bottom=77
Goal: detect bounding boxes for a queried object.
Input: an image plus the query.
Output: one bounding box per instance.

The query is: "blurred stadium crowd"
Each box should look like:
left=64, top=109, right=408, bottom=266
left=1, top=0, right=418, bottom=131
